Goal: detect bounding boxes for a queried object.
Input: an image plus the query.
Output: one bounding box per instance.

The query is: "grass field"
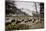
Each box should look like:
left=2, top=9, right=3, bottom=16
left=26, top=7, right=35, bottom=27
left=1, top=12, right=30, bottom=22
left=5, top=16, right=44, bottom=30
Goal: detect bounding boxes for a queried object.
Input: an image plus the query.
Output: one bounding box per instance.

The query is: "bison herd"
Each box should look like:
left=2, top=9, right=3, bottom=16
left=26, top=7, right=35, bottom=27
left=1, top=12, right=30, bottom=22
left=6, top=18, right=39, bottom=26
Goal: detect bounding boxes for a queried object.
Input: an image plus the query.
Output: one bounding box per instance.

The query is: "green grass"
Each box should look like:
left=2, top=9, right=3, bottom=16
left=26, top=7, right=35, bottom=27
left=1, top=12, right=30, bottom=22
left=5, top=22, right=30, bottom=30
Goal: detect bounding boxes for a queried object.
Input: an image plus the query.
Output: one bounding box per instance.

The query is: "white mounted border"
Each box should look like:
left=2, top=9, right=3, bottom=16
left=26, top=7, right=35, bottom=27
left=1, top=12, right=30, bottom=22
left=0, top=0, right=46, bottom=31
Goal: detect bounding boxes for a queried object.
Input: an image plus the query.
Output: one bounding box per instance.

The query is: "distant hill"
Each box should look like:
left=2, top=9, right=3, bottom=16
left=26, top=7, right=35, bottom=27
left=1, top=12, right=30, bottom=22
left=10, top=8, right=31, bottom=16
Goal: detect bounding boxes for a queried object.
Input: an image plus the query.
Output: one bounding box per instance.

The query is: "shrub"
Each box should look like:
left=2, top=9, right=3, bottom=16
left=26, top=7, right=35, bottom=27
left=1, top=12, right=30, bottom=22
left=6, top=23, right=29, bottom=30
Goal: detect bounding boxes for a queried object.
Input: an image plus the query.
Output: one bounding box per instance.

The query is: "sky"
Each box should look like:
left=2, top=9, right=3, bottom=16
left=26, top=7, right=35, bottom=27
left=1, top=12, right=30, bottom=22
left=6, top=0, right=40, bottom=16
left=15, top=1, right=40, bottom=16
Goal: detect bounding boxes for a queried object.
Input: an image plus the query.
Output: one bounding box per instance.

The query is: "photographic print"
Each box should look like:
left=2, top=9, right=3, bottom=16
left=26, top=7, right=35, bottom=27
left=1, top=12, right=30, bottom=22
left=5, top=0, right=44, bottom=31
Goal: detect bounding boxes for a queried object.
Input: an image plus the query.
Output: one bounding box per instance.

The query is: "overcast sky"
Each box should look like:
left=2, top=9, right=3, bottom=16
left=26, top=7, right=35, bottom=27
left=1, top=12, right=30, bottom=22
left=15, top=1, right=40, bottom=16
left=6, top=0, right=40, bottom=16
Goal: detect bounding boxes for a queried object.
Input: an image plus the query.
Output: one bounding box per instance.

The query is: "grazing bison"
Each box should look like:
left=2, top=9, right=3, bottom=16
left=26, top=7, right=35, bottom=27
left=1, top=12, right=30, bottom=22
left=16, top=21, right=21, bottom=24
left=22, top=19, right=24, bottom=21
left=11, top=19, right=15, bottom=22
left=33, top=19, right=36, bottom=23
left=28, top=19, right=32, bottom=22
left=25, top=21, right=28, bottom=23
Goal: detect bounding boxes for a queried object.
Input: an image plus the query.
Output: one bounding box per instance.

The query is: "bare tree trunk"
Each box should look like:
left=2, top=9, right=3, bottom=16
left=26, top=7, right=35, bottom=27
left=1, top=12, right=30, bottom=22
left=35, top=2, right=37, bottom=13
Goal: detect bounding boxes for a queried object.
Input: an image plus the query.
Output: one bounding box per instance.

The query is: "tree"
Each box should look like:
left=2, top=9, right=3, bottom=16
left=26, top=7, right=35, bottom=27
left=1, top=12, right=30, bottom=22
left=5, top=1, right=17, bottom=15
